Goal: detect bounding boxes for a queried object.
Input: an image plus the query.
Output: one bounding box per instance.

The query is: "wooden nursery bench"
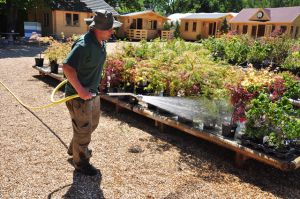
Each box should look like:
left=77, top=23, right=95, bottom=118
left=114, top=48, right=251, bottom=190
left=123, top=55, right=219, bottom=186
left=32, top=66, right=300, bottom=171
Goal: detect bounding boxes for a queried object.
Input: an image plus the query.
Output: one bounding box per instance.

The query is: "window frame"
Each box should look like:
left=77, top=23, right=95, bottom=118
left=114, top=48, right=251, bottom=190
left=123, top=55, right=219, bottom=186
left=73, top=13, right=79, bottom=26
left=242, top=25, right=248, bottom=34
left=280, top=25, right=287, bottom=33
left=192, top=22, right=197, bottom=32
left=65, top=13, right=72, bottom=26
left=65, top=13, right=80, bottom=27
left=185, top=22, right=189, bottom=31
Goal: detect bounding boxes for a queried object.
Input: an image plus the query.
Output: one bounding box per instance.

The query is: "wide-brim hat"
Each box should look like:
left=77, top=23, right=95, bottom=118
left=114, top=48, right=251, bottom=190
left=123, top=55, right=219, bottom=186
left=85, top=9, right=122, bottom=30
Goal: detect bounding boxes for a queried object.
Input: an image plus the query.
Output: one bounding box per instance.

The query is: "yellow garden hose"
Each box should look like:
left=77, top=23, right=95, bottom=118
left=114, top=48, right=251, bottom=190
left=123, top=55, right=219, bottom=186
left=0, top=79, right=79, bottom=110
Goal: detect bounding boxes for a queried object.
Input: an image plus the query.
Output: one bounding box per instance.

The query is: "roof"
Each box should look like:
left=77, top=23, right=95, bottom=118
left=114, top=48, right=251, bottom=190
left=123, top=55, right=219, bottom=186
left=51, top=0, right=119, bottom=16
left=120, top=10, right=168, bottom=19
left=181, top=13, right=234, bottom=20
left=80, top=0, right=119, bottom=15
left=230, top=6, right=300, bottom=23
left=167, top=13, right=193, bottom=22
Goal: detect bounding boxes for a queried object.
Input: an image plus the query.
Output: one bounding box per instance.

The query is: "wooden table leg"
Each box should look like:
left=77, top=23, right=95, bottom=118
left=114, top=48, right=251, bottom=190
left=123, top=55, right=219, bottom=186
left=235, top=152, right=249, bottom=168
left=155, top=120, right=164, bottom=133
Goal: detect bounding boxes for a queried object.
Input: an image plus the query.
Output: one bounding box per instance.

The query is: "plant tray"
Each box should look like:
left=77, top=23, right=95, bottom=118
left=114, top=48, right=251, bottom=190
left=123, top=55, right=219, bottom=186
left=32, top=65, right=65, bottom=82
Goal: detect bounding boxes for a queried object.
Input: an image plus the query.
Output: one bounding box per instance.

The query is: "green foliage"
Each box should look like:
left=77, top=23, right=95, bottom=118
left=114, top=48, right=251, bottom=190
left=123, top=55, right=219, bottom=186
left=224, top=35, right=250, bottom=65
left=204, top=35, right=299, bottom=74
left=220, top=18, right=229, bottom=33
left=247, top=40, right=271, bottom=64
left=282, top=51, right=300, bottom=72
left=44, top=40, right=71, bottom=63
left=245, top=84, right=300, bottom=148
left=162, top=22, right=172, bottom=31
left=173, top=21, right=180, bottom=38
left=111, top=38, right=240, bottom=99
left=203, top=37, right=226, bottom=60
left=282, top=74, right=300, bottom=99
left=267, top=36, right=293, bottom=66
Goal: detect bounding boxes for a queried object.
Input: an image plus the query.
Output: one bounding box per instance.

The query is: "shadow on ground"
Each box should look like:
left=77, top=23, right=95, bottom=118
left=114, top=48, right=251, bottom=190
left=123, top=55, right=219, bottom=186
left=32, top=75, right=64, bottom=91
left=100, top=99, right=300, bottom=198
left=48, top=169, right=104, bottom=199
left=0, top=45, right=47, bottom=59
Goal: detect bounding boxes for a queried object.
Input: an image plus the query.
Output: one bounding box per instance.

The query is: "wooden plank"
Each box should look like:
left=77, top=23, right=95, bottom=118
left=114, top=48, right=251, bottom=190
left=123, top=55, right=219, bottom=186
left=32, top=65, right=65, bottom=82
left=100, top=95, right=300, bottom=171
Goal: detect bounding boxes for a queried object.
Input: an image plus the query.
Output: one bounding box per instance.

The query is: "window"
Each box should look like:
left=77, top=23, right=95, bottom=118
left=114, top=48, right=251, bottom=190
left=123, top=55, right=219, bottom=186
left=295, top=27, right=299, bottom=38
left=192, top=22, right=197, bottom=32
left=185, top=22, right=189, bottom=31
left=291, top=26, right=294, bottom=37
left=272, top=25, right=276, bottom=32
left=153, top=20, right=157, bottom=29
left=251, top=25, right=257, bottom=37
left=280, top=26, right=287, bottom=33
left=236, top=25, right=239, bottom=33
left=242, top=25, right=248, bottom=34
left=257, top=25, right=265, bottom=37
left=66, top=13, right=80, bottom=26
left=43, top=13, right=49, bottom=27
left=73, top=14, right=79, bottom=26
left=66, top=13, right=72, bottom=26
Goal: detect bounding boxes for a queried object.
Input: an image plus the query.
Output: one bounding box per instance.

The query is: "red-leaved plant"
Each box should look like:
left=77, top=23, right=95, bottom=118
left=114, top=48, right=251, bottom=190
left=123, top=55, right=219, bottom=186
left=226, top=84, right=257, bottom=122
left=268, top=78, right=286, bottom=101
left=100, top=59, right=125, bottom=92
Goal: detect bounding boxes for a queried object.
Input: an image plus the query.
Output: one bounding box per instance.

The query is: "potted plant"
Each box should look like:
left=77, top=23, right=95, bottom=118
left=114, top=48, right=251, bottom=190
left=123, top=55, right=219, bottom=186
left=220, top=102, right=238, bottom=138
left=45, top=44, right=59, bottom=73
left=34, top=34, right=44, bottom=67
left=199, top=98, right=220, bottom=130
left=35, top=52, right=44, bottom=67
left=44, top=40, right=71, bottom=74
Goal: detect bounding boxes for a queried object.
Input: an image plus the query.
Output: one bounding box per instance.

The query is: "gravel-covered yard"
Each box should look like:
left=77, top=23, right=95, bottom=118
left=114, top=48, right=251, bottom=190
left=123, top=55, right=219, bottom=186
left=0, top=44, right=300, bottom=198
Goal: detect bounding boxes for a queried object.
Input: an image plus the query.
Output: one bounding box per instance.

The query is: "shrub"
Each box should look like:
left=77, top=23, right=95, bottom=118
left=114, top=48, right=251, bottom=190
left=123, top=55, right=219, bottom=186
left=247, top=39, right=272, bottom=67
left=224, top=35, right=250, bottom=65
left=281, top=51, right=300, bottom=73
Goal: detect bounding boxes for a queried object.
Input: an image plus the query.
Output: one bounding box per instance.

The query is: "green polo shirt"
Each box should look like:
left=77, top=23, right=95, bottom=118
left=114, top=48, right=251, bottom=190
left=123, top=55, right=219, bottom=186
left=63, top=30, right=106, bottom=96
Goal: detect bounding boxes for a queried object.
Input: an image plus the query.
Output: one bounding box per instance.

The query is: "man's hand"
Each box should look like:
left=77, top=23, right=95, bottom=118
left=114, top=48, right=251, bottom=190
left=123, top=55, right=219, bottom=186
left=78, top=88, right=93, bottom=100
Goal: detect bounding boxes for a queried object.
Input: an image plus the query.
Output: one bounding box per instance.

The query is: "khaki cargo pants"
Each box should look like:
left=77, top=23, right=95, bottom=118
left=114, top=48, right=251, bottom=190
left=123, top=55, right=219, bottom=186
left=66, top=96, right=100, bottom=168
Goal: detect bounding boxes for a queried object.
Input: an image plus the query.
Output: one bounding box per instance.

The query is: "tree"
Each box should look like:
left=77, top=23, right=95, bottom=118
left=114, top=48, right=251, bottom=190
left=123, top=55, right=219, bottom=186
left=220, top=18, right=229, bottom=33
left=0, top=0, right=51, bottom=32
left=173, top=20, right=180, bottom=38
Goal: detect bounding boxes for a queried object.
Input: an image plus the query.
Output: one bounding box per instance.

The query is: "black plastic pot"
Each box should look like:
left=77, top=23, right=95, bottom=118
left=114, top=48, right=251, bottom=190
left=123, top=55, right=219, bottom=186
left=35, top=58, right=44, bottom=67
left=272, top=147, right=295, bottom=160
left=203, top=122, right=216, bottom=130
left=50, top=61, right=59, bottom=74
left=221, top=123, right=238, bottom=138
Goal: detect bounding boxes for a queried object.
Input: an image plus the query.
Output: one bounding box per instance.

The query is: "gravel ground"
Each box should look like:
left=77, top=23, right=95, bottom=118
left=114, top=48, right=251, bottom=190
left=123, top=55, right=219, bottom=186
left=0, top=44, right=300, bottom=199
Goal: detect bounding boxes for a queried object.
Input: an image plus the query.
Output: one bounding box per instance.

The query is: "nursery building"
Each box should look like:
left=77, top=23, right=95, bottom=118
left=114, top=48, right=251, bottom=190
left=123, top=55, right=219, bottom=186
left=179, top=13, right=236, bottom=41
left=27, top=0, right=118, bottom=37
left=229, top=6, right=300, bottom=38
left=116, top=10, right=170, bottom=40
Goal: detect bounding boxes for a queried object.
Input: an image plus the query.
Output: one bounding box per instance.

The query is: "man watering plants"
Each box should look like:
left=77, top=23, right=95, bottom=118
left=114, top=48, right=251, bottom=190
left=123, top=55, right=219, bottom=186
left=63, top=10, right=122, bottom=176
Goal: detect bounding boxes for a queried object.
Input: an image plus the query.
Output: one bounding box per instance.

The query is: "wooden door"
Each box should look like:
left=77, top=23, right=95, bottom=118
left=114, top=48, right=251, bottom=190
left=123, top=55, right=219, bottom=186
left=137, top=18, right=143, bottom=29
left=257, top=25, right=265, bottom=37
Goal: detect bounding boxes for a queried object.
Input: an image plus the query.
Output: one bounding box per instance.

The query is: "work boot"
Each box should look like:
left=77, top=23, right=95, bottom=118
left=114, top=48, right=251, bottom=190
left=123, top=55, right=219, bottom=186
left=67, top=148, right=73, bottom=156
left=75, top=158, right=98, bottom=176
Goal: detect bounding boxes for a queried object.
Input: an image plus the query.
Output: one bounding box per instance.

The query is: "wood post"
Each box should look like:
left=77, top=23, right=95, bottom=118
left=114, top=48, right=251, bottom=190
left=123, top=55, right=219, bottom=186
left=235, top=152, right=249, bottom=168
left=155, top=120, right=164, bottom=132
